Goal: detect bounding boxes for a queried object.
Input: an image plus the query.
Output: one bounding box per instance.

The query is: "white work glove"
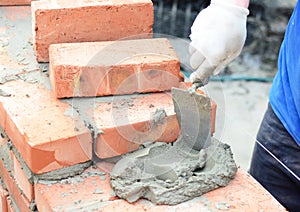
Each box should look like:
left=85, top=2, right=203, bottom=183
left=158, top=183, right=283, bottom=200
left=189, top=0, right=249, bottom=86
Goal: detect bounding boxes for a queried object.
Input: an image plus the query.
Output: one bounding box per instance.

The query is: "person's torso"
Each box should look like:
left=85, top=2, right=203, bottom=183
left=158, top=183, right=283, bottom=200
left=270, top=0, right=300, bottom=145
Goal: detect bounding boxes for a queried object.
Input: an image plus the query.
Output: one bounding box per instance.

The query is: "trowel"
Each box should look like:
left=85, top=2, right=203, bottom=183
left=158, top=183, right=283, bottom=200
left=171, top=87, right=211, bottom=150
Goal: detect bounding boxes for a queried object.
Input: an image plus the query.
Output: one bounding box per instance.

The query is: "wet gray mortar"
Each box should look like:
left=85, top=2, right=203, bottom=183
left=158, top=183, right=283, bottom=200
left=110, top=137, right=237, bottom=205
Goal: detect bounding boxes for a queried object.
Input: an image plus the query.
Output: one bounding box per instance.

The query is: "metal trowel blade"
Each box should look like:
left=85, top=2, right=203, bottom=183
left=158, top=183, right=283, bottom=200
left=171, top=87, right=211, bottom=151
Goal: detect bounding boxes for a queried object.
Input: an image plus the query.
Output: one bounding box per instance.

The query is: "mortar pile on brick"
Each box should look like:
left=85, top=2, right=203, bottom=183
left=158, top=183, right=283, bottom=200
left=31, top=0, right=154, bottom=62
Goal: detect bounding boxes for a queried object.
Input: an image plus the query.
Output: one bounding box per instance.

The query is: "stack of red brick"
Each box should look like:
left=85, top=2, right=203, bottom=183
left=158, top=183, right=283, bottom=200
left=0, top=0, right=218, bottom=211
left=0, top=1, right=289, bottom=211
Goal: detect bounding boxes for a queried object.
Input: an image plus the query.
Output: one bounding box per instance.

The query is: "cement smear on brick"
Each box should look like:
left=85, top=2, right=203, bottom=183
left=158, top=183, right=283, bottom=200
left=35, top=161, right=92, bottom=181
left=110, top=137, right=237, bottom=205
left=110, top=88, right=237, bottom=205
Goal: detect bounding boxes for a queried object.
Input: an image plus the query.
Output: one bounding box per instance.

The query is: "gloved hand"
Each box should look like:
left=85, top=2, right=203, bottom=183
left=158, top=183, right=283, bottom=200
left=189, top=0, right=249, bottom=85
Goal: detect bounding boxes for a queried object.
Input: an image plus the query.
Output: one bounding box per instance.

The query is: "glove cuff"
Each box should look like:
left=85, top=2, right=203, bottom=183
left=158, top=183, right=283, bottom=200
left=211, top=0, right=249, bottom=17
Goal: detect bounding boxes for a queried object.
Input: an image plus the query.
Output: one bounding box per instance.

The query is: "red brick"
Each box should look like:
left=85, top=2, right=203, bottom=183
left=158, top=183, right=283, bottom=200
left=0, top=133, right=33, bottom=205
left=0, top=190, right=8, bottom=212
left=34, top=165, right=286, bottom=211
left=10, top=151, right=34, bottom=202
left=0, top=168, right=8, bottom=212
left=0, top=136, right=32, bottom=211
left=0, top=152, right=31, bottom=211
left=179, top=71, right=185, bottom=80
left=49, top=38, right=181, bottom=98
left=203, top=170, right=287, bottom=211
left=35, top=166, right=118, bottom=212
left=32, top=0, right=154, bottom=62
left=0, top=0, right=32, bottom=5
left=138, top=61, right=180, bottom=93
left=6, top=197, right=14, bottom=212
left=107, top=65, right=138, bottom=96
left=93, top=92, right=180, bottom=159
left=0, top=80, right=92, bottom=174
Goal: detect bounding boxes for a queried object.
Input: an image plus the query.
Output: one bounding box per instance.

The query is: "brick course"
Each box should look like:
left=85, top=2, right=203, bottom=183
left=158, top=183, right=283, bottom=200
left=0, top=80, right=92, bottom=174
left=31, top=0, right=153, bottom=62
left=34, top=165, right=287, bottom=211
left=49, top=38, right=180, bottom=98
left=0, top=152, right=31, bottom=211
left=11, top=152, right=34, bottom=202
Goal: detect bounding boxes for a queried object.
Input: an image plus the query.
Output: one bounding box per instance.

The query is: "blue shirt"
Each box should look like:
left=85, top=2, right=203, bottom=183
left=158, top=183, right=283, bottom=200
left=270, top=0, right=300, bottom=146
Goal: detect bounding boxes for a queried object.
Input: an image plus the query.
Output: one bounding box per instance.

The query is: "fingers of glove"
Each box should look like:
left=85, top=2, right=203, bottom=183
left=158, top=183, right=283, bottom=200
left=190, top=71, right=203, bottom=84
left=190, top=59, right=217, bottom=83
left=190, top=50, right=205, bottom=69
left=189, top=43, right=197, bottom=55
